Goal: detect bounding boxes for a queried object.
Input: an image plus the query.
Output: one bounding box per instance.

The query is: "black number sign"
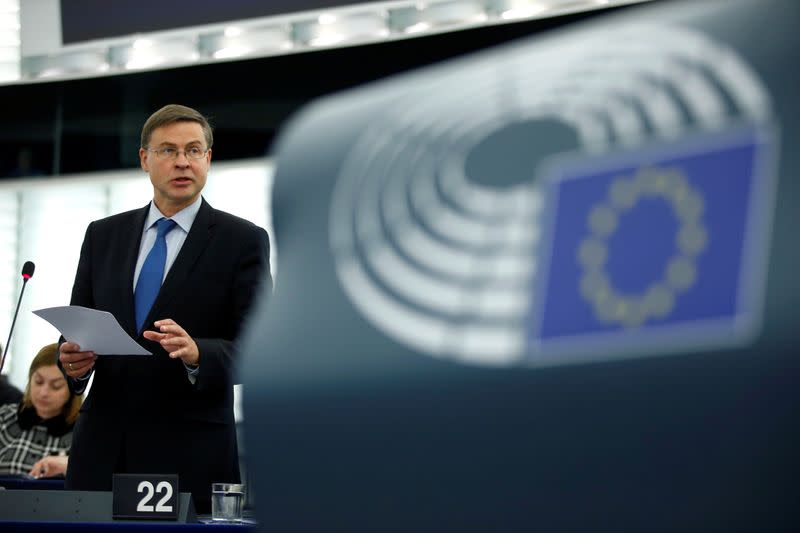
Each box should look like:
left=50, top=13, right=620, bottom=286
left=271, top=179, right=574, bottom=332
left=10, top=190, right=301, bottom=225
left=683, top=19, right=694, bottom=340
left=112, top=473, right=179, bottom=520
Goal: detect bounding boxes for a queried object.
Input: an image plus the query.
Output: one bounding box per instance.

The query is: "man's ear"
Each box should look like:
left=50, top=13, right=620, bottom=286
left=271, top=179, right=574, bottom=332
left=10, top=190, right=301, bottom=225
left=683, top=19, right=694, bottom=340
left=139, top=148, right=149, bottom=172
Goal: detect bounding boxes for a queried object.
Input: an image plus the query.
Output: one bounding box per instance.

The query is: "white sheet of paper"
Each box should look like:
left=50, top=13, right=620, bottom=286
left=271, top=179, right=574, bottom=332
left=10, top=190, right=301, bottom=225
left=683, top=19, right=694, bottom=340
left=33, top=305, right=151, bottom=356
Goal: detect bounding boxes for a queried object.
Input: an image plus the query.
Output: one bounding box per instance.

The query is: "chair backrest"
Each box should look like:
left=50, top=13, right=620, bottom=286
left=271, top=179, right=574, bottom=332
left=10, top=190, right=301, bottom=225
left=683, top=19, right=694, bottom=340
left=240, top=0, right=800, bottom=529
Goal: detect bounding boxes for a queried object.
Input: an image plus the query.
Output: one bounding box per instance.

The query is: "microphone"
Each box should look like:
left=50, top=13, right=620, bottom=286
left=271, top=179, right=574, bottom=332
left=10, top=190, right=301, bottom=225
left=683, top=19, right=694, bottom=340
left=0, top=261, right=35, bottom=374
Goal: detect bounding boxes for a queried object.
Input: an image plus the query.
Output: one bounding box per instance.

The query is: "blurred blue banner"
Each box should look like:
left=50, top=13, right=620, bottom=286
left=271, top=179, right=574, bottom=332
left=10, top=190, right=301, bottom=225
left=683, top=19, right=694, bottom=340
left=531, top=127, right=773, bottom=360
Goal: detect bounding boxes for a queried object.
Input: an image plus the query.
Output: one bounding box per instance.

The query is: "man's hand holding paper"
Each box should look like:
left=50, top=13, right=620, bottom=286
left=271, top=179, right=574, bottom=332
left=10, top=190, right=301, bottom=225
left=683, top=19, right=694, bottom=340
left=59, top=342, right=96, bottom=379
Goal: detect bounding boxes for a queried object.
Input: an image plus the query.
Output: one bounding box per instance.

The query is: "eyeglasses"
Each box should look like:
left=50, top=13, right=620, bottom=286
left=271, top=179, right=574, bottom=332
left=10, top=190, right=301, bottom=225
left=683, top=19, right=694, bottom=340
left=146, top=146, right=209, bottom=160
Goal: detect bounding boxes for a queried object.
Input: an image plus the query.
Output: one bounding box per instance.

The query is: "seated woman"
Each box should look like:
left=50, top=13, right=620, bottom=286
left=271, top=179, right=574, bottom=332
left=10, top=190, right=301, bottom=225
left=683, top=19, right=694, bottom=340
left=0, top=343, right=81, bottom=478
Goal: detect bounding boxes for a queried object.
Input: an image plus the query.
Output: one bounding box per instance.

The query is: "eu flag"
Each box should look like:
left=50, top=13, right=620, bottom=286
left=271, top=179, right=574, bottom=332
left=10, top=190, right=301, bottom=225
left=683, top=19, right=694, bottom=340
left=529, top=127, right=774, bottom=362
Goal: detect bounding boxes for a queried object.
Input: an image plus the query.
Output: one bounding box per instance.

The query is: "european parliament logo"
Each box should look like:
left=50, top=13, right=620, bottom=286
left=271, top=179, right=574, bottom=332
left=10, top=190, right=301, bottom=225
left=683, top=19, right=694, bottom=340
left=328, top=23, right=778, bottom=368
left=530, top=127, right=775, bottom=362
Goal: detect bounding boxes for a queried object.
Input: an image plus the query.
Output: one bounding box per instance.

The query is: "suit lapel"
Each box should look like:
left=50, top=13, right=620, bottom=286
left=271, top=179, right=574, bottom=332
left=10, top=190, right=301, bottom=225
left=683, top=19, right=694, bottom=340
left=122, top=205, right=150, bottom=336
left=142, top=198, right=215, bottom=331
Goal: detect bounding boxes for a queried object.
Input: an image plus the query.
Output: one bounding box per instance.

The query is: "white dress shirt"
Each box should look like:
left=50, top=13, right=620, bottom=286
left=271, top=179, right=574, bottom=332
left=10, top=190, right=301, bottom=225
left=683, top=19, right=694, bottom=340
left=133, top=196, right=202, bottom=289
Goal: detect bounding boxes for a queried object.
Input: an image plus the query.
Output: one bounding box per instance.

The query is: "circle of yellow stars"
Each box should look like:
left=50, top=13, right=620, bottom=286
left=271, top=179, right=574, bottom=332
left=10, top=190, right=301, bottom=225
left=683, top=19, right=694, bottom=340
left=577, top=166, right=709, bottom=328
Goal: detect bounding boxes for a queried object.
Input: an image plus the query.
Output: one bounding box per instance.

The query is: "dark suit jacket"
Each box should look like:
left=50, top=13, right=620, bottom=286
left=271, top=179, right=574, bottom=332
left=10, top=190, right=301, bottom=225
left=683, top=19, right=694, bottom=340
left=63, top=198, right=271, bottom=514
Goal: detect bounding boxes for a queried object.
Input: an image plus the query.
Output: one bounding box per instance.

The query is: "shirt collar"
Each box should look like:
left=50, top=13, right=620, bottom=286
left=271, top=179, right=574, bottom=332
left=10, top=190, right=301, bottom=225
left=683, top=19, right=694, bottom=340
left=145, top=196, right=202, bottom=233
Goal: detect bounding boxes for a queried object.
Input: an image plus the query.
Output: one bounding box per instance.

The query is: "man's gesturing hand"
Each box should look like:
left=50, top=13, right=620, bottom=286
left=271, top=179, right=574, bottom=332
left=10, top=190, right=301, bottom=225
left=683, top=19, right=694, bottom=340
left=143, top=318, right=200, bottom=366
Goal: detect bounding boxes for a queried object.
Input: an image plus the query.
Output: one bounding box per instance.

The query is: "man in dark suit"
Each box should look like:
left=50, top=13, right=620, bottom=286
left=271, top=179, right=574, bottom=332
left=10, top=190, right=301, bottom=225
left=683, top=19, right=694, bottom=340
left=58, top=104, right=271, bottom=513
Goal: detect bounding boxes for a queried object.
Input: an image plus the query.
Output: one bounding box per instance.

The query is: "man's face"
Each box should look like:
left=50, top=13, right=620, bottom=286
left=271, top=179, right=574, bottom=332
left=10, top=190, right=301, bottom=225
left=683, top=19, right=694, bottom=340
left=139, top=121, right=211, bottom=216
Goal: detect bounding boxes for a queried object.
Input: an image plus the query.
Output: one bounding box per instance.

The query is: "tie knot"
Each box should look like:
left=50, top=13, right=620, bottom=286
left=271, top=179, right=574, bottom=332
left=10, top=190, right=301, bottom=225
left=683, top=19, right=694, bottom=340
left=155, top=218, right=177, bottom=238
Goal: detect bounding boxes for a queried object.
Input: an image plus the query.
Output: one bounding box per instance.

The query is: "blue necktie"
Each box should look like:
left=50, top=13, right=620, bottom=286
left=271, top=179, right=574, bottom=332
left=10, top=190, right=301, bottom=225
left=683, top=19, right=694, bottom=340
left=134, top=218, right=177, bottom=332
